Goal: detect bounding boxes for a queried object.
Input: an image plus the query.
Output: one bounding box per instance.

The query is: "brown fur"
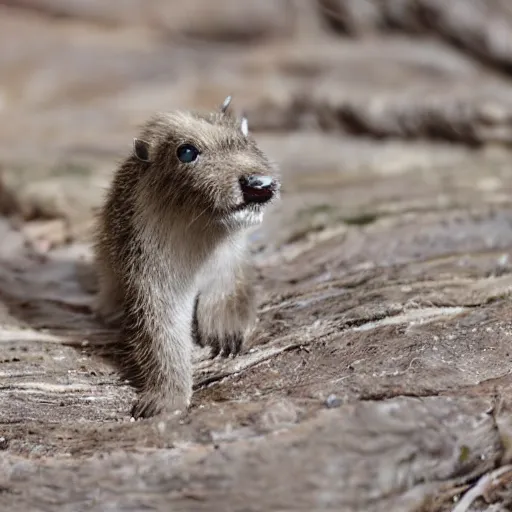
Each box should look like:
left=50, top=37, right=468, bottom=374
left=93, top=100, right=280, bottom=418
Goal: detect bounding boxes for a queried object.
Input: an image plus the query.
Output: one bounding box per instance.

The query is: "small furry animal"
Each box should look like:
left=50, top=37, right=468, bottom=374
left=93, top=96, right=280, bottom=418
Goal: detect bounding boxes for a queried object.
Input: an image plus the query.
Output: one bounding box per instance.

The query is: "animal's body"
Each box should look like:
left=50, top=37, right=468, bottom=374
left=93, top=97, right=280, bottom=418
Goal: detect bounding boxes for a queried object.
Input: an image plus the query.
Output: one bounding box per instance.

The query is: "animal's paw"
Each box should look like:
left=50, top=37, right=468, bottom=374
left=192, top=292, right=255, bottom=359
left=131, top=391, right=190, bottom=420
left=194, top=324, right=246, bottom=359
left=205, top=332, right=245, bottom=359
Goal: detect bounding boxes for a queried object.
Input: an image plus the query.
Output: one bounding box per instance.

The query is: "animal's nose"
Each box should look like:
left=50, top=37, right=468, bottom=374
left=239, top=175, right=276, bottom=204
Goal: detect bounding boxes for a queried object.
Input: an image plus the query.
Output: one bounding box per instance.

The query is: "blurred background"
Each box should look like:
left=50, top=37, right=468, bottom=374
left=1, top=0, right=512, bottom=246
left=6, top=0, right=512, bottom=255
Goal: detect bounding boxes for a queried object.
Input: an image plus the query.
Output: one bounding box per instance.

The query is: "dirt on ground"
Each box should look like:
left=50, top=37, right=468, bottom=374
left=3, top=1, right=512, bottom=511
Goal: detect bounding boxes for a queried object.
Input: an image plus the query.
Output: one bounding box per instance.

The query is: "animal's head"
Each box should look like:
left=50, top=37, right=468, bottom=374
left=132, top=96, right=280, bottom=230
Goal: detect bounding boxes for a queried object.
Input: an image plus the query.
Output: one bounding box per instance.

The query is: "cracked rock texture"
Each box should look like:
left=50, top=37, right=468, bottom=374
left=2, top=1, right=512, bottom=511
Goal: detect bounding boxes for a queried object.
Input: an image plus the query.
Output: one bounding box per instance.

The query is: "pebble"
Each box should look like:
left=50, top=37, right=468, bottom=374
left=325, top=394, right=342, bottom=408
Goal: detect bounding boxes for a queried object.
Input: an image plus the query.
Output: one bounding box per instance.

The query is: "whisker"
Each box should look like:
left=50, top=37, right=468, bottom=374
left=186, top=206, right=210, bottom=230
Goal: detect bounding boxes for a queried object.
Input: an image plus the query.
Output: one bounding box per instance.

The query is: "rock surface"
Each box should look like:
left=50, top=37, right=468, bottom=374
left=2, top=1, right=512, bottom=510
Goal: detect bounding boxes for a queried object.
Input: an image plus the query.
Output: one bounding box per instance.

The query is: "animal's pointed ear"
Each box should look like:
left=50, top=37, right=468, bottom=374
left=133, top=138, right=151, bottom=162
left=220, top=95, right=232, bottom=114
left=240, top=114, right=249, bottom=137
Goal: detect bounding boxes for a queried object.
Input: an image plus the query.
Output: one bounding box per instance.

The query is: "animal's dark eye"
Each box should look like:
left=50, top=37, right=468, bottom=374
left=176, top=144, right=199, bottom=163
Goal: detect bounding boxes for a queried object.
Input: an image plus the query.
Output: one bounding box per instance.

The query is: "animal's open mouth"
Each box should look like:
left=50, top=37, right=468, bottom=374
left=232, top=197, right=270, bottom=213
left=240, top=185, right=274, bottom=204
left=233, top=187, right=277, bottom=213
left=239, top=175, right=278, bottom=206
left=216, top=177, right=279, bottom=222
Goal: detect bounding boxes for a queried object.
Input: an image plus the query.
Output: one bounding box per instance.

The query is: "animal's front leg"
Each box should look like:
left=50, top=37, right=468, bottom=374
left=121, top=283, right=194, bottom=419
left=193, top=243, right=257, bottom=358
